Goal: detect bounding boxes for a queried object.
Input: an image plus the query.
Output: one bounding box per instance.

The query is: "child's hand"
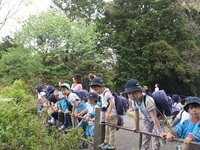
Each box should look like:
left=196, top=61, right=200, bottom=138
left=132, top=128, right=140, bottom=133
left=85, top=116, right=90, bottom=121
left=54, top=89, right=59, bottom=96
left=184, top=137, right=192, bottom=144
left=58, top=109, right=62, bottom=113
left=159, top=132, right=167, bottom=139
left=65, top=110, right=70, bottom=114
left=105, top=113, right=111, bottom=122
left=166, top=132, right=174, bottom=142
left=74, top=113, right=79, bottom=117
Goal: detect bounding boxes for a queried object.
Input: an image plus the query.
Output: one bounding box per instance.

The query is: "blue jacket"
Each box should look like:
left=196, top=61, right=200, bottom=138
left=172, top=119, right=200, bottom=142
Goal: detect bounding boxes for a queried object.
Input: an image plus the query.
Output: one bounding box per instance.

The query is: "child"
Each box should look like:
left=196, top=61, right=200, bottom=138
left=166, top=96, right=200, bottom=150
left=60, top=83, right=86, bottom=126
left=171, top=98, right=190, bottom=128
left=123, top=79, right=166, bottom=150
left=84, top=92, right=99, bottom=142
left=34, top=85, right=46, bottom=113
left=90, top=77, right=118, bottom=150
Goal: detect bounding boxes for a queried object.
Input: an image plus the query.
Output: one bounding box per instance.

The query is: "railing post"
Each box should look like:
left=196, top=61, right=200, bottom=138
left=139, top=133, right=142, bottom=149
left=94, top=107, right=105, bottom=150
left=73, top=116, right=77, bottom=128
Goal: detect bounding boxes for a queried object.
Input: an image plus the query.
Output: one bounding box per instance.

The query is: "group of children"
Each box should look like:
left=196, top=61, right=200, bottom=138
left=35, top=75, right=200, bottom=150
left=124, top=78, right=200, bottom=150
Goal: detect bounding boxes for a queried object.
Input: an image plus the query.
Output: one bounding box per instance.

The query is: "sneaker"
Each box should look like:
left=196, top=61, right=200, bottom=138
left=48, top=120, right=55, bottom=125
left=106, top=144, right=115, bottom=150
left=97, top=143, right=107, bottom=149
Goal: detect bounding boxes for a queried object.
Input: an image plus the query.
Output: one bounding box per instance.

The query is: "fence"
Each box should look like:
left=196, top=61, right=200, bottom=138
left=41, top=106, right=200, bottom=150
left=91, top=107, right=200, bottom=150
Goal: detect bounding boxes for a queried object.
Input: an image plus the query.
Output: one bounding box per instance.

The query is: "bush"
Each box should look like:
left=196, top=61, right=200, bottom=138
left=0, top=81, right=84, bottom=150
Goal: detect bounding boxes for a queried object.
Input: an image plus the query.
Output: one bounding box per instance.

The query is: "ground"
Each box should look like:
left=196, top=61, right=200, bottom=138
left=83, top=110, right=177, bottom=150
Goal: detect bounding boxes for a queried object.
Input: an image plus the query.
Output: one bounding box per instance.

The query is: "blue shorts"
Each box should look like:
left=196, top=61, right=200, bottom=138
left=86, top=125, right=94, bottom=137
left=75, top=101, right=87, bottom=113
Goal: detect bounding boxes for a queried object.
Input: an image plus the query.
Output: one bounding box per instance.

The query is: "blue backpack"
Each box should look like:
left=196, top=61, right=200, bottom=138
left=104, top=90, right=128, bottom=115
left=112, top=92, right=129, bottom=115
left=152, top=90, right=171, bottom=117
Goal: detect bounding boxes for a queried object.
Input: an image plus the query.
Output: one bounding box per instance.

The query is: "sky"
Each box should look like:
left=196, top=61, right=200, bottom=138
left=0, top=0, right=52, bottom=38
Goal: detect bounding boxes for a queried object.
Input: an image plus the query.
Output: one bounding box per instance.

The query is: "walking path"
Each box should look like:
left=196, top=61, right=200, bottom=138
left=85, top=111, right=176, bottom=150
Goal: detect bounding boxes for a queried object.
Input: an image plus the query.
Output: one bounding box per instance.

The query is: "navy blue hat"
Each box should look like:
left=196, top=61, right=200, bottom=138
left=89, top=77, right=106, bottom=87
left=86, top=92, right=99, bottom=101
left=184, top=96, right=200, bottom=112
left=74, top=90, right=89, bottom=100
left=35, top=85, right=43, bottom=92
left=172, top=94, right=181, bottom=103
left=123, top=79, right=142, bottom=94
left=46, top=85, right=55, bottom=96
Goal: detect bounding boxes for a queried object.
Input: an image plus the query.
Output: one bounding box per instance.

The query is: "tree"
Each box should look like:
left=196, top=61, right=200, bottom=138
left=0, top=0, right=30, bottom=30
left=0, top=46, right=44, bottom=85
left=51, top=0, right=105, bottom=22
left=98, top=0, right=200, bottom=95
left=14, top=10, right=114, bottom=89
left=0, top=35, right=17, bottom=59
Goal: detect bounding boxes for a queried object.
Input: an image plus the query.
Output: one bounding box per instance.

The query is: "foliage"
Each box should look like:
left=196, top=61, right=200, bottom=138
left=0, top=46, right=44, bottom=85
left=13, top=10, right=114, bottom=90
left=0, top=81, right=84, bottom=150
left=97, top=0, right=200, bottom=95
left=51, top=0, right=105, bottom=22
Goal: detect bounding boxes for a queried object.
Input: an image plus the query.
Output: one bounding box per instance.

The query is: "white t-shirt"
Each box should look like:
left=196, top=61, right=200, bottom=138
left=176, top=110, right=190, bottom=123
left=38, top=91, right=46, bottom=102
left=87, top=104, right=99, bottom=125
left=133, top=94, right=156, bottom=122
left=67, top=92, right=80, bottom=105
left=100, top=88, right=117, bottom=116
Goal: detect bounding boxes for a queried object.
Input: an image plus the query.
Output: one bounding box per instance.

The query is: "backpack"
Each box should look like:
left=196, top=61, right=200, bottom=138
left=151, top=90, right=171, bottom=117
left=112, top=92, right=129, bottom=115
left=141, top=90, right=171, bottom=117
left=104, top=90, right=129, bottom=115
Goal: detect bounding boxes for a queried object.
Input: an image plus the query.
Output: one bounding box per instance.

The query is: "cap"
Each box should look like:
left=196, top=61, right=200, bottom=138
left=60, top=83, right=71, bottom=90
left=184, top=96, right=200, bottom=112
left=86, top=92, right=99, bottom=101
left=89, top=77, right=106, bottom=87
left=123, top=79, right=142, bottom=94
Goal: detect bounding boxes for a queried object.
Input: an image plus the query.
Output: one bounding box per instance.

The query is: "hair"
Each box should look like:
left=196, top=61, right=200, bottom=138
left=88, top=73, right=96, bottom=81
left=188, top=103, right=200, bottom=110
left=73, top=73, right=82, bottom=84
left=59, top=79, right=64, bottom=84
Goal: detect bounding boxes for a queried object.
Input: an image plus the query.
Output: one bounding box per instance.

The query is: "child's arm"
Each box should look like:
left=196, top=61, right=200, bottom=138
left=150, top=110, right=166, bottom=138
left=75, top=109, right=87, bottom=117
left=105, top=93, right=114, bottom=122
left=166, top=131, right=175, bottom=142
left=71, top=102, right=76, bottom=116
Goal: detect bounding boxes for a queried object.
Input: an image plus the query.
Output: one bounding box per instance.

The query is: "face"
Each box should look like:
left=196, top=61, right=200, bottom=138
left=188, top=104, right=200, bottom=118
left=91, top=86, right=103, bottom=94
left=127, top=91, right=142, bottom=102
left=88, top=99, right=95, bottom=104
left=72, top=77, right=76, bottom=83
left=61, top=87, right=70, bottom=96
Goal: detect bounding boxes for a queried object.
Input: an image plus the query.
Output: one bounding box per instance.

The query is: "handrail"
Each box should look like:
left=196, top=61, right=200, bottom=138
left=102, top=122, right=200, bottom=146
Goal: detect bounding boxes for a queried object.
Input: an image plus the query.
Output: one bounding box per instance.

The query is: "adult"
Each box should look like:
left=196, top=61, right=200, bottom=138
left=71, top=73, right=83, bottom=92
